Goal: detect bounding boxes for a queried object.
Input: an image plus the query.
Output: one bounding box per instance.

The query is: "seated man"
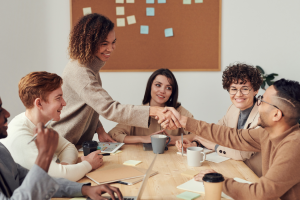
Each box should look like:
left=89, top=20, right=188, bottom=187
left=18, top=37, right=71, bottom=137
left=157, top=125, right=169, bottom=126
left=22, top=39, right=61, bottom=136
left=175, top=63, right=263, bottom=176
left=162, top=79, right=300, bottom=200
left=2, top=72, right=102, bottom=182
left=0, top=97, right=122, bottom=199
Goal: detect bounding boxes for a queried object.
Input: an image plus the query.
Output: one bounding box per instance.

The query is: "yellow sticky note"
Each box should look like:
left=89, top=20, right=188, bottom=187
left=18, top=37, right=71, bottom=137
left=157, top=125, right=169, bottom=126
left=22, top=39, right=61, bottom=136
left=116, top=7, right=125, bottom=15
left=127, top=15, right=136, bottom=25
left=126, top=0, right=135, bottom=3
left=83, top=7, right=92, bottom=16
left=116, top=18, right=125, bottom=27
left=116, top=0, right=124, bottom=3
left=123, top=160, right=142, bottom=166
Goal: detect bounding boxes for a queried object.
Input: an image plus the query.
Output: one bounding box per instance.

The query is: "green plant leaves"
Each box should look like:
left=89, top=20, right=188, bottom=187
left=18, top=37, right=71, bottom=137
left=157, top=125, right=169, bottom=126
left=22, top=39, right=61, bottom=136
left=257, top=66, right=278, bottom=90
left=256, top=65, right=265, bottom=75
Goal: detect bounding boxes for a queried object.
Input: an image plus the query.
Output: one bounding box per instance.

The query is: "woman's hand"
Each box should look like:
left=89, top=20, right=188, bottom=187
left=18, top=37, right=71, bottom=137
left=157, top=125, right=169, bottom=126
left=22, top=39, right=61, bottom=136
left=194, top=169, right=216, bottom=181
left=175, top=138, right=195, bottom=152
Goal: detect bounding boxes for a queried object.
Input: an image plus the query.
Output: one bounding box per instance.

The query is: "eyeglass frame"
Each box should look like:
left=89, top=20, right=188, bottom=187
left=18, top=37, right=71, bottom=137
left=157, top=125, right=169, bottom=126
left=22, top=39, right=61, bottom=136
left=257, top=95, right=284, bottom=117
left=228, top=86, right=253, bottom=95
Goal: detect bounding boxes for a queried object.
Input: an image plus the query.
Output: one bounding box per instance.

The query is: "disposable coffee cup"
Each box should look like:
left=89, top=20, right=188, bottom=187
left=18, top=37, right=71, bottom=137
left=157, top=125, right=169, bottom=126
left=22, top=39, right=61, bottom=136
left=203, top=173, right=224, bottom=200
left=187, top=147, right=206, bottom=167
left=151, top=134, right=170, bottom=154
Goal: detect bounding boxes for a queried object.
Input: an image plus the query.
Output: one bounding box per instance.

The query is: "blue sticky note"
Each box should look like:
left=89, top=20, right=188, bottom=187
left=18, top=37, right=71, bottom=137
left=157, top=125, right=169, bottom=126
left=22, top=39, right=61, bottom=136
left=146, top=0, right=155, bottom=3
left=158, top=0, right=166, bottom=3
left=195, top=0, right=203, bottom=2
left=146, top=7, right=155, bottom=16
left=164, top=28, right=173, bottom=37
left=140, top=25, right=149, bottom=34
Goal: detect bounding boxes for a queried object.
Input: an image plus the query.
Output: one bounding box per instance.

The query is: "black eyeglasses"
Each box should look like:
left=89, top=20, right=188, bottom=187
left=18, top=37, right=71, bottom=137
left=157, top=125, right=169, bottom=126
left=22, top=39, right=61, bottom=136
left=257, top=95, right=284, bottom=117
left=228, top=86, right=252, bottom=95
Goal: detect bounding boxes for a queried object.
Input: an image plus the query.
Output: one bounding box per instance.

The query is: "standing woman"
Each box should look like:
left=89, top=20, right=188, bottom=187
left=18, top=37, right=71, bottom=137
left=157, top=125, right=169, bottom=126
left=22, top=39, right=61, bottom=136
left=52, top=14, right=179, bottom=145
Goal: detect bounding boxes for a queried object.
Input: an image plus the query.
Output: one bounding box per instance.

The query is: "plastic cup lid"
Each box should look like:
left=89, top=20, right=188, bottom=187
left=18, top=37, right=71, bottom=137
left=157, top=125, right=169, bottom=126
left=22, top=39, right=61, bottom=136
left=203, top=173, right=225, bottom=183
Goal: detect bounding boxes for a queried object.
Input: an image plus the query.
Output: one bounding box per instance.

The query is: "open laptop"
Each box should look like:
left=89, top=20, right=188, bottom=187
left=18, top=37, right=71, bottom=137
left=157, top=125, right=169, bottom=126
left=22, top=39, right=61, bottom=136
left=101, top=154, right=158, bottom=200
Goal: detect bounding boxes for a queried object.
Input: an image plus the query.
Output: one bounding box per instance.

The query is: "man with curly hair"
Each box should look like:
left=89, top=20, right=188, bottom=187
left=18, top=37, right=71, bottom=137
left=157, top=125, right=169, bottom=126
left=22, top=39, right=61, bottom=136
left=164, top=78, right=300, bottom=199
left=175, top=63, right=263, bottom=177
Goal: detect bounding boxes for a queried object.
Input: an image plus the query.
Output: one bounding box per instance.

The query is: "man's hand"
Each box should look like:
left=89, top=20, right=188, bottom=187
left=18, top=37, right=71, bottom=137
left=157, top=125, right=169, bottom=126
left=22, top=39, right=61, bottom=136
left=150, top=107, right=181, bottom=130
left=97, top=126, right=116, bottom=143
left=194, top=169, right=216, bottom=181
left=159, top=107, right=188, bottom=130
left=175, top=138, right=196, bottom=152
left=82, top=184, right=123, bottom=200
left=81, top=150, right=103, bottom=170
left=34, top=122, right=59, bottom=172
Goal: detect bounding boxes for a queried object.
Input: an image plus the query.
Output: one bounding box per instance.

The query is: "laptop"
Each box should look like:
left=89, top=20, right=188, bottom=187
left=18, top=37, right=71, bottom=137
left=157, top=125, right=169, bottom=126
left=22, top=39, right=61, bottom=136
left=101, top=154, right=158, bottom=200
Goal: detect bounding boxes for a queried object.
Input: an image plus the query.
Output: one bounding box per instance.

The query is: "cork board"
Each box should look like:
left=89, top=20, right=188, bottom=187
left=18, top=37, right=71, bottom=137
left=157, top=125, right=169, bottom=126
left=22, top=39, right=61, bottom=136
left=70, top=0, right=221, bottom=71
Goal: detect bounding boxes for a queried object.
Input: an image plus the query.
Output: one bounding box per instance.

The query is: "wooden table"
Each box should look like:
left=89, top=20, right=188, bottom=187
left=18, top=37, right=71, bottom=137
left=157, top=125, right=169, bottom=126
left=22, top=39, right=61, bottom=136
left=53, top=144, right=259, bottom=200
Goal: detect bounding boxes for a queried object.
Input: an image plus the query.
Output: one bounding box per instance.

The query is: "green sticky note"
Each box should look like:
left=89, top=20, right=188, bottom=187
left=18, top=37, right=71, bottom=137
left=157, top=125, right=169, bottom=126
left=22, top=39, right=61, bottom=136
left=176, top=191, right=200, bottom=200
left=183, top=0, right=191, bottom=4
left=195, top=0, right=203, bottom=3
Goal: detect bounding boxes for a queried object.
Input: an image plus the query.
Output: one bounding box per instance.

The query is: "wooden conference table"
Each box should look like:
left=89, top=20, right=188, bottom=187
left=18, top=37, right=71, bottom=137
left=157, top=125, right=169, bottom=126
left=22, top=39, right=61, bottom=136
left=53, top=144, right=259, bottom=200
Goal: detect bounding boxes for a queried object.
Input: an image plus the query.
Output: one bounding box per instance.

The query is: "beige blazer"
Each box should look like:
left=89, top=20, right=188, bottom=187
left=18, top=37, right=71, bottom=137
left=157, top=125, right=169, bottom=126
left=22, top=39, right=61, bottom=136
left=215, top=103, right=262, bottom=177
left=108, top=105, right=193, bottom=142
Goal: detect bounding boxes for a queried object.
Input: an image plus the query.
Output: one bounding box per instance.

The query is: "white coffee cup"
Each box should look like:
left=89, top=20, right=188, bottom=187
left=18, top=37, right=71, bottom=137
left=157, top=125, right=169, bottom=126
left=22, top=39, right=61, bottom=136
left=187, top=147, right=206, bottom=167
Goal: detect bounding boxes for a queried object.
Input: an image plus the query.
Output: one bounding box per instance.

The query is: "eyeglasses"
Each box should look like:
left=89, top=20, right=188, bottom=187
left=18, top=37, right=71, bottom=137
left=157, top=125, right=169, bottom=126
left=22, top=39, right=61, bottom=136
left=228, top=86, right=252, bottom=95
left=257, top=95, right=284, bottom=117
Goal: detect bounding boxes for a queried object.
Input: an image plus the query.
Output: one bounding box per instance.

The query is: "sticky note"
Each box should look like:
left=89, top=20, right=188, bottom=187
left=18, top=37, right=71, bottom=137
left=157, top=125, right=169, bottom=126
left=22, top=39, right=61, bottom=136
left=176, top=191, right=201, bottom=200
left=195, top=0, right=203, bottom=2
left=146, top=0, right=155, bottom=4
left=140, top=25, right=149, bottom=34
left=123, top=160, right=142, bottom=166
left=116, top=0, right=124, bottom=3
left=127, top=15, right=136, bottom=25
left=83, top=7, right=92, bottom=16
left=116, top=7, right=125, bottom=15
left=126, top=0, right=135, bottom=2
left=158, top=0, right=166, bottom=3
left=164, top=28, right=173, bottom=37
left=146, top=7, right=155, bottom=16
left=116, top=18, right=125, bottom=27
left=183, top=0, right=191, bottom=4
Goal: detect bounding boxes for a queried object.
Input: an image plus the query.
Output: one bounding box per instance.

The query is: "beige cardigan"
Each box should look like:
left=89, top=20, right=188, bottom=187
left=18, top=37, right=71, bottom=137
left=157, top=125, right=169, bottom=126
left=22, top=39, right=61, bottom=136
left=52, top=58, right=150, bottom=144
left=186, top=118, right=300, bottom=200
left=108, top=104, right=193, bottom=142
left=215, top=103, right=262, bottom=177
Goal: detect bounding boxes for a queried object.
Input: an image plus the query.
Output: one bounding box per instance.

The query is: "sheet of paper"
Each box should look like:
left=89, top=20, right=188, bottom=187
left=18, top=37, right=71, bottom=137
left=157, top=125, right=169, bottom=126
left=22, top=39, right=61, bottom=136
left=127, top=15, right=136, bottom=25
left=123, top=160, right=142, bottom=166
left=183, top=0, right=192, bottom=4
left=146, top=0, right=155, bottom=3
left=146, top=7, right=155, bottom=16
left=164, top=28, right=173, bottom=37
left=158, top=0, right=166, bottom=3
left=176, top=191, right=200, bottom=200
left=206, top=152, right=230, bottom=163
left=140, top=25, right=149, bottom=34
left=195, top=0, right=203, bottom=3
left=126, top=0, right=135, bottom=3
left=116, top=0, right=124, bottom=3
left=82, top=7, right=92, bottom=16
left=117, top=18, right=125, bottom=27
left=116, top=7, right=125, bottom=15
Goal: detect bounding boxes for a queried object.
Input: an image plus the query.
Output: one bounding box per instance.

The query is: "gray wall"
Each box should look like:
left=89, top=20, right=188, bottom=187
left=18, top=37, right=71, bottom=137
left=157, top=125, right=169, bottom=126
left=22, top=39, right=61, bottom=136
left=1, top=0, right=300, bottom=133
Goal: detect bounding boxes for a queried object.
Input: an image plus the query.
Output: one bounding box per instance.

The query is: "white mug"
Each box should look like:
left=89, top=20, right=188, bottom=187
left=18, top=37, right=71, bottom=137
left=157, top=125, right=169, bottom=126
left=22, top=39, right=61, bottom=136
left=187, top=147, right=206, bottom=167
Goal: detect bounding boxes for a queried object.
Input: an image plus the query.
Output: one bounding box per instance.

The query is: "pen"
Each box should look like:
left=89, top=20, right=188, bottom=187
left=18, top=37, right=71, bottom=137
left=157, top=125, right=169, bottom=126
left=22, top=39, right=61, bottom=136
left=116, top=181, right=128, bottom=185
left=181, top=133, right=183, bottom=157
left=27, top=119, right=53, bottom=144
left=99, top=153, right=110, bottom=156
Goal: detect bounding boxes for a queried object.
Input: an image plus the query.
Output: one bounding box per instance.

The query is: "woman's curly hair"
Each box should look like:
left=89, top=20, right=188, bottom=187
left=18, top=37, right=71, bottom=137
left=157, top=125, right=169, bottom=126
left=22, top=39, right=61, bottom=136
left=69, top=13, right=114, bottom=64
left=222, top=63, right=263, bottom=91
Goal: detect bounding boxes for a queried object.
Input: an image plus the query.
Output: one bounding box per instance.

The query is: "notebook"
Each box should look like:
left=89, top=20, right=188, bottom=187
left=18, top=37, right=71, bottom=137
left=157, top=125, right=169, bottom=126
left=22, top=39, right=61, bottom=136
left=177, top=177, right=252, bottom=199
left=79, top=142, right=124, bottom=153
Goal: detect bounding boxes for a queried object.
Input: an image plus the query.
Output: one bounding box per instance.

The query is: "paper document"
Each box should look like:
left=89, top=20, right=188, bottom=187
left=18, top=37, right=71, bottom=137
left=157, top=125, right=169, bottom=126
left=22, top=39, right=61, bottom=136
left=206, top=152, right=230, bottom=163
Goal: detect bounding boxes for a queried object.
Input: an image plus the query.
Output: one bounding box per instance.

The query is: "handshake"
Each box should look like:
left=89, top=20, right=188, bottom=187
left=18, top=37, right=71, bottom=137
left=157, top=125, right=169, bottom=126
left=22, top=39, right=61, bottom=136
left=150, top=107, right=188, bottom=130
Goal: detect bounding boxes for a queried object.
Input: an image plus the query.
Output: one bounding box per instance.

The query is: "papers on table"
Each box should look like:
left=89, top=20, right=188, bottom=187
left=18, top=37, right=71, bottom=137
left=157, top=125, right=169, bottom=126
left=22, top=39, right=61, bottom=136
left=206, top=152, right=230, bottom=163
left=177, top=177, right=252, bottom=199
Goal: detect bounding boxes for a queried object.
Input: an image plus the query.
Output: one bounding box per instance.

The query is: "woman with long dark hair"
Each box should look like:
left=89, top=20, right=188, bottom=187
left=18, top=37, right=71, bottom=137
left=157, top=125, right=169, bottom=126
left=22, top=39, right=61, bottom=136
left=108, top=68, right=195, bottom=144
left=52, top=14, right=180, bottom=145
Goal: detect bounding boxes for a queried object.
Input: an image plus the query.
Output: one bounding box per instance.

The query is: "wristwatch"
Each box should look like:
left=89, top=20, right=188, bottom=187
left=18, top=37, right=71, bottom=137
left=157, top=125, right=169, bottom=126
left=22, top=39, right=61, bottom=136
left=192, top=140, right=205, bottom=148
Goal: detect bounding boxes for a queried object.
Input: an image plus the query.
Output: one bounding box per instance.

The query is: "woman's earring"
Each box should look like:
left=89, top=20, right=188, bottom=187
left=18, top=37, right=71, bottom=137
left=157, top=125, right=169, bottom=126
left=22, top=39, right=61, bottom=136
left=169, top=98, right=172, bottom=102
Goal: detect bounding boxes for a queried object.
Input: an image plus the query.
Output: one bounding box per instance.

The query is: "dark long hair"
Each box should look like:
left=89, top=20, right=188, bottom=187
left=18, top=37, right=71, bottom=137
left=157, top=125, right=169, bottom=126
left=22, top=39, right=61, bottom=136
left=142, top=68, right=181, bottom=108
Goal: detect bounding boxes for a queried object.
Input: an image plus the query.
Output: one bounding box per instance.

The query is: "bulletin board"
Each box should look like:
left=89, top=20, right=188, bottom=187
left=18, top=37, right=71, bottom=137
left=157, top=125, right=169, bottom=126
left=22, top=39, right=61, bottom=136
left=70, top=0, right=221, bottom=71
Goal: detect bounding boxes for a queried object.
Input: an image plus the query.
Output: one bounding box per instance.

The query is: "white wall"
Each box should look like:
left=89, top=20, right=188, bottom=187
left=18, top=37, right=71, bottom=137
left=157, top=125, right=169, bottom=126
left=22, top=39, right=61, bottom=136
left=1, top=0, right=300, bottom=133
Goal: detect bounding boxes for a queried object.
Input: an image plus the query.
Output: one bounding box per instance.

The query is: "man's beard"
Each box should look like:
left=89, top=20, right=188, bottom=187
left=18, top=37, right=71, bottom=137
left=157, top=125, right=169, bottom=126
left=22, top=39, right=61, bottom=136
left=0, top=130, right=7, bottom=139
left=258, top=115, right=268, bottom=128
